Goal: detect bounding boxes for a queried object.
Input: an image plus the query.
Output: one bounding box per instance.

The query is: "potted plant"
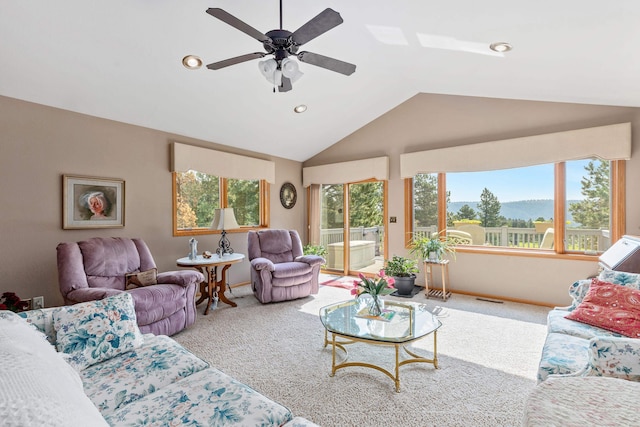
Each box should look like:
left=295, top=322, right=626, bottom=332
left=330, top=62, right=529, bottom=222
left=383, top=255, right=419, bottom=296
left=410, top=232, right=457, bottom=262
left=303, top=244, right=328, bottom=268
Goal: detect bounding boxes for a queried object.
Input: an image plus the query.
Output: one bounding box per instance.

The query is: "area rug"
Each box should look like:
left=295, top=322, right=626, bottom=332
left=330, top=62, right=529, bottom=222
left=320, top=275, right=354, bottom=290
left=174, top=284, right=550, bottom=427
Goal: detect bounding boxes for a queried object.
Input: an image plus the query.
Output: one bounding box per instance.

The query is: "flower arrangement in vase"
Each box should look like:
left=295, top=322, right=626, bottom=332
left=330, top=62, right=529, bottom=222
left=0, top=292, right=29, bottom=312
left=351, top=271, right=395, bottom=316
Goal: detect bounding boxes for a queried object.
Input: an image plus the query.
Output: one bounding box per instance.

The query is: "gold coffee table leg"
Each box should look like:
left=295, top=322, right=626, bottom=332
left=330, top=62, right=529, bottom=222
left=330, top=333, right=337, bottom=377
left=394, top=344, right=401, bottom=392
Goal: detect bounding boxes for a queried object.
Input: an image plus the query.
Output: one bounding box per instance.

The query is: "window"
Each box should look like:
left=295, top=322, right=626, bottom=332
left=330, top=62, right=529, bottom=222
left=564, top=159, right=613, bottom=253
left=173, top=170, right=268, bottom=236
left=411, top=173, right=439, bottom=240
left=407, top=159, right=624, bottom=255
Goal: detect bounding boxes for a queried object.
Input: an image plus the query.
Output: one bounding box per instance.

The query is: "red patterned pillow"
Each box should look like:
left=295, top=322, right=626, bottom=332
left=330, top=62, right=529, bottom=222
left=565, top=278, right=640, bottom=338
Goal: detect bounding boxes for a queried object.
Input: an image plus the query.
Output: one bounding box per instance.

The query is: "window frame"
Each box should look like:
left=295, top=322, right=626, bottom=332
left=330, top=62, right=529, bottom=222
left=172, top=172, right=270, bottom=237
left=404, top=160, right=625, bottom=260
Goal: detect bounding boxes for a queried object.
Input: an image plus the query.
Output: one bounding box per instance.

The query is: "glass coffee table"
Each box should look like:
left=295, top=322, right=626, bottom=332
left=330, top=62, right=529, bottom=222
left=319, top=298, right=442, bottom=392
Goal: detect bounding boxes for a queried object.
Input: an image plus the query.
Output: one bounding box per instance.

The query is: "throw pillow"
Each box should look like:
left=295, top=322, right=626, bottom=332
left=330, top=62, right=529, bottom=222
left=53, top=292, right=144, bottom=370
left=565, top=278, right=640, bottom=338
left=598, top=269, right=640, bottom=287
left=125, top=268, right=158, bottom=289
left=567, top=279, right=593, bottom=311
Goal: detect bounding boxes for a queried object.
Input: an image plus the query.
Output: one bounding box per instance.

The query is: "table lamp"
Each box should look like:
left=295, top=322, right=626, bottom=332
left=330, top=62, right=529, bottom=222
left=210, top=208, right=240, bottom=257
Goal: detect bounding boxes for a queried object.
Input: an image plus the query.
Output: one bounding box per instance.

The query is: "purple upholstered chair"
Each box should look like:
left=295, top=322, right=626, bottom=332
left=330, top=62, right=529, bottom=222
left=57, top=237, right=204, bottom=336
left=248, top=229, right=324, bottom=303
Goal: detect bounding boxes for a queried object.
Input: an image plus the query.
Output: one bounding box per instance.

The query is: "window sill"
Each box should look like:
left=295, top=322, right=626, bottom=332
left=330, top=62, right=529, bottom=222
left=454, top=245, right=600, bottom=261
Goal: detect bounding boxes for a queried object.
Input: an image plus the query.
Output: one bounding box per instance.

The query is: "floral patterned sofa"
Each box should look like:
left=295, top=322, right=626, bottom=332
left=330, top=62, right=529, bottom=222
left=524, top=269, right=640, bottom=426
left=536, top=268, right=640, bottom=383
left=0, top=293, right=318, bottom=427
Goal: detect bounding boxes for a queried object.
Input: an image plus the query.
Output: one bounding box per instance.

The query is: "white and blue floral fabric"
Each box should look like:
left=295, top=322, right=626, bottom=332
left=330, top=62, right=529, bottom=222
left=538, top=270, right=640, bottom=383
left=81, top=334, right=209, bottom=415
left=104, top=368, right=294, bottom=427
left=11, top=297, right=317, bottom=426
left=19, top=307, right=59, bottom=344
left=53, top=293, right=144, bottom=370
left=586, top=336, right=640, bottom=381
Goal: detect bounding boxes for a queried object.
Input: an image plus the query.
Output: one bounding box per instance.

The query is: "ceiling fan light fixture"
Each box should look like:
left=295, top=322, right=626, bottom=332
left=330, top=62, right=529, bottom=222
left=182, top=55, right=203, bottom=69
left=489, top=42, right=513, bottom=53
left=281, top=58, right=304, bottom=83
left=259, top=59, right=278, bottom=83
left=205, top=5, right=356, bottom=92
left=274, top=69, right=283, bottom=86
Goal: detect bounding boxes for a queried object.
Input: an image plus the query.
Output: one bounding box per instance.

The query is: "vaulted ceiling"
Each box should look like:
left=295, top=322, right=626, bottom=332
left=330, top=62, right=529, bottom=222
left=2, top=1, right=639, bottom=161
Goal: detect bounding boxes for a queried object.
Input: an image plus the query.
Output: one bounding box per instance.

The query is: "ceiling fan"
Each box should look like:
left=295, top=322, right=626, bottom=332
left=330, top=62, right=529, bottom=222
left=205, top=1, right=357, bottom=92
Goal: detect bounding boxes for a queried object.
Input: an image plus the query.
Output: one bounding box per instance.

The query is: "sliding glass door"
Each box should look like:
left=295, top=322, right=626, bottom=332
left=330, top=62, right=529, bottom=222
left=320, top=180, right=386, bottom=276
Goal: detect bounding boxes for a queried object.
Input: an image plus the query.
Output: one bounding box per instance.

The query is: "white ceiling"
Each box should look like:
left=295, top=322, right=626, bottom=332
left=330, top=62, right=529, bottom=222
left=2, top=1, right=639, bottom=162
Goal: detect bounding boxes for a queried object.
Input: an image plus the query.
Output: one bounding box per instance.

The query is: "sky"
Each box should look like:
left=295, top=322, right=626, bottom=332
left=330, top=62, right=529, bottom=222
left=446, top=159, right=593, bottom=202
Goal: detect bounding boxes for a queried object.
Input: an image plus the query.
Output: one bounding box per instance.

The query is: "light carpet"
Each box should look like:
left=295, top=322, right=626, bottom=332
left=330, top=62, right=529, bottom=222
left=173, top=284, right=550, bottom=427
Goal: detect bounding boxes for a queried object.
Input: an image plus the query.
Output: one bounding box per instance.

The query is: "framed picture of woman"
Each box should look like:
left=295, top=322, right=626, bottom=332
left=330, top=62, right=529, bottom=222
left=62, top=175, right=125, bottom=229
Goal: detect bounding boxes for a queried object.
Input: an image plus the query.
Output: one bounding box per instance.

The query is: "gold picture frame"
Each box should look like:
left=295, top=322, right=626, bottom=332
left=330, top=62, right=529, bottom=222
left=62, top=175, right=125, bottom=229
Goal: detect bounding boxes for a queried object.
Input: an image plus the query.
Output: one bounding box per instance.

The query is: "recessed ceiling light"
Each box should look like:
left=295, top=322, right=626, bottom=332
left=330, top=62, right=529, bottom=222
left=182, top=55, right=203, bottom=69
left=489, top=42, right=513, bottom=53
left=294, top=105, right=307, bottom=113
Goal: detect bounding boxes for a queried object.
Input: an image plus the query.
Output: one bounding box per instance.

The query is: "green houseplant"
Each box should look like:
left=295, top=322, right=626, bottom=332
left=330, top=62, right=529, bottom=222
left=383, top=255, right=419, bottom=296
left=410, top=232, right=457, bottom=262
left=303, top=244, right=328, bottom=268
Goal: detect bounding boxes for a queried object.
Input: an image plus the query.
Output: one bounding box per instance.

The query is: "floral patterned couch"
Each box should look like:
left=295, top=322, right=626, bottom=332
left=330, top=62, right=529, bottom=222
left=536, top=268, right=640, bottom=383
left=523, top=269, right=640, bottom=426
left=0, top=293, right=318, bottom=427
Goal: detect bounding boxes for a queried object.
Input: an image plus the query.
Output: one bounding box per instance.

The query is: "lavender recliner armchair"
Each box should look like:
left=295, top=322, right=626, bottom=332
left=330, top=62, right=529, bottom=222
left=57, top=237, right=204, bottom=336
left=248, top=229, right=325, bottom=304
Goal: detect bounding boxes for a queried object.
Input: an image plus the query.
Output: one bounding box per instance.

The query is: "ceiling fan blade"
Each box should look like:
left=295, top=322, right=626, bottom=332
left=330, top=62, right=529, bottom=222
left=297, top=51, right=356, bottom=76
left=206, top=8, right=271, bottom=43
left=206, top=52, right=266, bottom=70
left=291, top=8, right=343, bottom=46
left=278, top=77, right=293, bottom=92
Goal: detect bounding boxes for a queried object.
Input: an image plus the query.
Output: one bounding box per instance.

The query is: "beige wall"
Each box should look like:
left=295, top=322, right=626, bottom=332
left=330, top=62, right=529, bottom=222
left=0, top=95, right=305, bottom=307
left=4, top=92, right=640, bottom=308
left=305, top=93, right=640, bottom=306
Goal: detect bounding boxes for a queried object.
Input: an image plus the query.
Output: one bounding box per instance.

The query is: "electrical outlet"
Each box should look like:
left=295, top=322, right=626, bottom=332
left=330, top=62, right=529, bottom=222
left=32, top=296, right=44, bottom=310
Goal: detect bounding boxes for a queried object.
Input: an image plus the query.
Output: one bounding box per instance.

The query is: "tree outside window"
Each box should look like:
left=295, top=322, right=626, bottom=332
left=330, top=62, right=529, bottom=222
left=174, top=171, right=266, bottom=235
left=409, top=159, right=619, bottom=254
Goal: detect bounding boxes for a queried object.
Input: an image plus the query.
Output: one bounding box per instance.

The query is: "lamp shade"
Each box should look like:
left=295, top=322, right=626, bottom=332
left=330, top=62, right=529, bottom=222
left=281, top=58, right=303, bottom=83
left=258, top=59, right=278, bottom=83
left=210, top=208, right=240, bottom=231
left=258, top=58, right=303, bottom=86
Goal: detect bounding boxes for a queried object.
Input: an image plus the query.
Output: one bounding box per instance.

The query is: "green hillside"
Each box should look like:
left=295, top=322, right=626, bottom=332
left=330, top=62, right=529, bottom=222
left=448, top=199, right=580, bottom=223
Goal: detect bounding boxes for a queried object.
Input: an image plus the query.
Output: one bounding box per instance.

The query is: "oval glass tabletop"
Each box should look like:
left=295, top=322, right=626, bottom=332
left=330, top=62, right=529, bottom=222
left=319, top=298, right=441, bottom=344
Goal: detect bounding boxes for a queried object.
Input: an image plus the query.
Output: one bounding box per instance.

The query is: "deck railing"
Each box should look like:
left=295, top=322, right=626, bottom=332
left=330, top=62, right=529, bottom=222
left=325, top=226, right=608, bottom=252
left=413, top=226, right=609, bottom=252
left=319, top=226, right=385, bottom=255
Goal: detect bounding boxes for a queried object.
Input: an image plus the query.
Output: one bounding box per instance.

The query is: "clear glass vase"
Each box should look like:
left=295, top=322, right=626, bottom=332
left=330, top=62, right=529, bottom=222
left=368, top=294, right=382, bottom=317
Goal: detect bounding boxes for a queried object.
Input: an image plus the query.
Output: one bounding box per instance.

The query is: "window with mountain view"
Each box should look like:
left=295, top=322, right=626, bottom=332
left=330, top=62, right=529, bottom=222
left=410, top=158, right=618, bottom=254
